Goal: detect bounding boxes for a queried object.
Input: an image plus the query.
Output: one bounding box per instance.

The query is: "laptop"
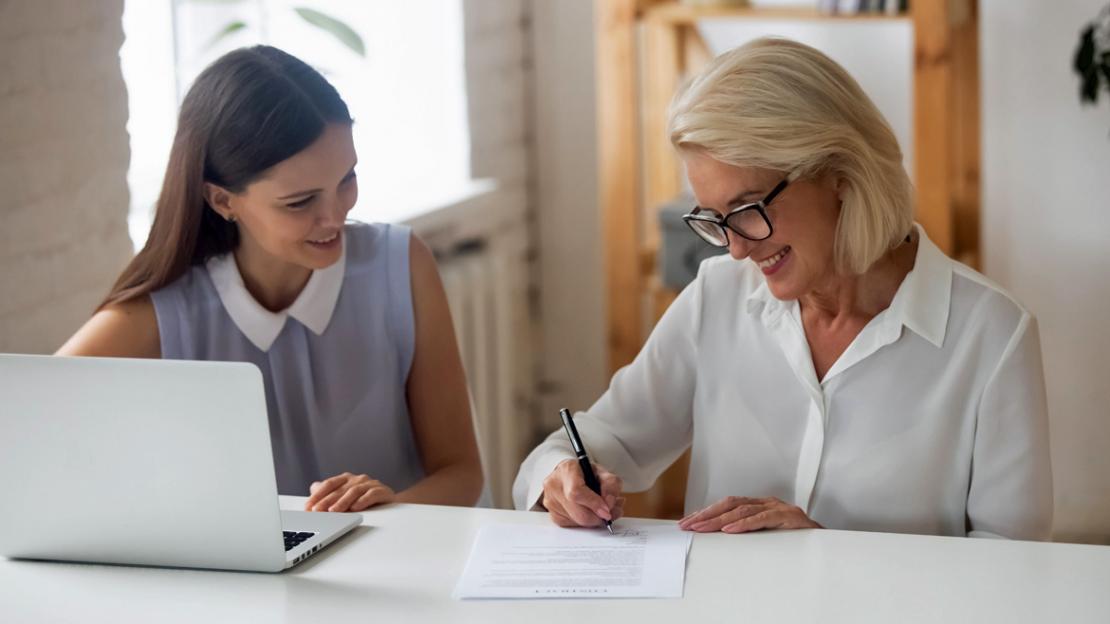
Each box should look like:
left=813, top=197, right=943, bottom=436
left=0, top=354, right=360, bottom=572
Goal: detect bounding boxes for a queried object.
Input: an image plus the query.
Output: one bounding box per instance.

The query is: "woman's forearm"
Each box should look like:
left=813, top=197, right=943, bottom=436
left=394, top=459, right=484, bottom=506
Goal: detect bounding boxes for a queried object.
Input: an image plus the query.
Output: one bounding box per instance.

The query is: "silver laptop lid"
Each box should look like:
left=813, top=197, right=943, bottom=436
left=0, top=354, right=287, bottom=572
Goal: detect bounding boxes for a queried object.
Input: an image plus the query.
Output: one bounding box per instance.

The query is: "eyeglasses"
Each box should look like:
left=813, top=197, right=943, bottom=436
left=682, top=179, right=789, bottom=247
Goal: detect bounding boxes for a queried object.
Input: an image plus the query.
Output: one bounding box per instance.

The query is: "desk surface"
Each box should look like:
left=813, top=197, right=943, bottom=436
left=3, top=496, right=1109, bottom=623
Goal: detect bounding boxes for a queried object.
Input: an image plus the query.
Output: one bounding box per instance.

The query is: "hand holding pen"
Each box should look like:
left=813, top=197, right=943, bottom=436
left=540, top=409, right=625, bottom=530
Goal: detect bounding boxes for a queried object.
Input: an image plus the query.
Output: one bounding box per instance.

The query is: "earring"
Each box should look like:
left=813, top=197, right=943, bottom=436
left=226, top=214, right=236, bottom=223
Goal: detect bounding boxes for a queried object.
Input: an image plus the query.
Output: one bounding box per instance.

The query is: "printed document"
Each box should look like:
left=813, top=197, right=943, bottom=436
left=454, top=523, right=692, bottom=599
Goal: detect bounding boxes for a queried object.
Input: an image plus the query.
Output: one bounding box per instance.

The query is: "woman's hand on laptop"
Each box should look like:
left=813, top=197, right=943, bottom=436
left=304, top=472, right=395, bottom=512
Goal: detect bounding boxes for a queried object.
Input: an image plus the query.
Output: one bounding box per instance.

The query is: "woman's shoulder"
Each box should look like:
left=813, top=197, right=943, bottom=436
left=952, top=261, right=1028, bottom=308
left=342, top=221, right=412, bottom=269
left=56, top=295, right=161, bottom=358
left=151, top=262, right=210, bottom=300
left=947, top=259, right=1033, bottom=334
left=907, top=225, right=1031, bottom=332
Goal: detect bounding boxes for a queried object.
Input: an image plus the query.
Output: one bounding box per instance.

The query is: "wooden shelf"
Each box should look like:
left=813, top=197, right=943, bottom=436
left=642, top=4, right=911, bottom=24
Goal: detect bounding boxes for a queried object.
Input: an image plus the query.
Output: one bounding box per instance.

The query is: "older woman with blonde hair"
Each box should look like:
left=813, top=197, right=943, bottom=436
left=514, top=37, right=1052, bottom=540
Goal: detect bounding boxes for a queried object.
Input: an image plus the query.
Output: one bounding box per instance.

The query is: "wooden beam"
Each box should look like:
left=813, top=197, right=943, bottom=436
left=622, top=280, right=683, bottom=520
left=911, top=0, right=956, bottom=253
left=597, top=0, right=644, bottom=374
left=643, top=3, right=910, bottom=24
left=640, top=15, right=685, bottom=259
left=683, top=24, right=714, bottom=74
left=952, top=0, right=980, bottom=268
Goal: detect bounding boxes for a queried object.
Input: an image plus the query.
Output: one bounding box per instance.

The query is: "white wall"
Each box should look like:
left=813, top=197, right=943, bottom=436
left=464, top=0, right=530, bottom=194
left=982, top=0, right=1110, bottom=544
left=0, top=0, right=133, bottom=354
left=528, top=0, right=608, bottom=435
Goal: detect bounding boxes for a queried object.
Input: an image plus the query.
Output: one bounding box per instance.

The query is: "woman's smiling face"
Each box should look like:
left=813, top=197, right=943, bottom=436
left=682, top=151, right=843, bottom=301
left=221, top=122, right=359, bottom=271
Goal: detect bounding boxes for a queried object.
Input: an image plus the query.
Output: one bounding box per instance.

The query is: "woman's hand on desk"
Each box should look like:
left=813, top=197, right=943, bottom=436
left=678, top=496, right=821, bottom=533
left=304, top=472, right=395, bottom=512
left=541, top=459, right=625, bottom=528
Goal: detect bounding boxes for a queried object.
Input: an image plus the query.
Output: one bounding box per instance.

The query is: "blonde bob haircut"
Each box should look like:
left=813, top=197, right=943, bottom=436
left=669, top=37, right=913, bottom=275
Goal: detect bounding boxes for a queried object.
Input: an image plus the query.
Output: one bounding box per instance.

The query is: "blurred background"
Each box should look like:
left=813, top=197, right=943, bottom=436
left=1, top=0, right=1108, bottom=543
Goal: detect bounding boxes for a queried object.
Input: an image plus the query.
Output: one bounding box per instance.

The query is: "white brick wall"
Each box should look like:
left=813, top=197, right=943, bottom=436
left=528, top=0, right=607, bottom=428
left=463, top=0, right=531, bottom=188
left=0, top=0, right=132, bottom=354
left=461, top=0, right=608, bottom=446
left=454, top=1, right=539, bottom=502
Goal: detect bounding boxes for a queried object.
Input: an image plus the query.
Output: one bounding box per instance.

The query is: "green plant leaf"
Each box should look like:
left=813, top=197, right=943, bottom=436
left=204, top=20, right=248, bottom=51
left=1100, top=51, right=1110, bottom=91
left=293, top=7, right=366, bottom=57
left=1074, top=26, right=1095, bottom=74
left=1081, top=71, right=1101, bottom=103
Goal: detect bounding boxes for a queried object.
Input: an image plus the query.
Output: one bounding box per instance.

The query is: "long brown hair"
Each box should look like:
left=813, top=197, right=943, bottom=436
left=101, top=45, right=352, bottom=309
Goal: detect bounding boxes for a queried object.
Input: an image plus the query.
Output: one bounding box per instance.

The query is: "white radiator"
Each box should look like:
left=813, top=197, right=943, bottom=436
left=438, top=231, right=532, bottom=509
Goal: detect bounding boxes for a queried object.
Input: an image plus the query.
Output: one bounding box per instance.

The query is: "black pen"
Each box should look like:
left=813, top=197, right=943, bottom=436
left=559, top=408, right=614, bottom=534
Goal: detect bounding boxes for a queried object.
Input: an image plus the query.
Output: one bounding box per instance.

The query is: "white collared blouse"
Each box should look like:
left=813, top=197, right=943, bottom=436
left=514, top=225, right=1052, bottom=540
left=151, top=222, right=425, bottom=496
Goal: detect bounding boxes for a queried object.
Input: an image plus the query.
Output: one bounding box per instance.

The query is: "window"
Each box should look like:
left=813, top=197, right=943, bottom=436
left=120, top=0, right=472, bottom=250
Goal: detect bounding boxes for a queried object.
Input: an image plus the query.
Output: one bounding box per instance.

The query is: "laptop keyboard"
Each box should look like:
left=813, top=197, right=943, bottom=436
left=283, top=531, right=316, bottom=551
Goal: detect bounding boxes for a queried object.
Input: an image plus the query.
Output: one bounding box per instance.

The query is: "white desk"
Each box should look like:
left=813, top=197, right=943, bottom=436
left=2, top=496, right=1108, bottom=623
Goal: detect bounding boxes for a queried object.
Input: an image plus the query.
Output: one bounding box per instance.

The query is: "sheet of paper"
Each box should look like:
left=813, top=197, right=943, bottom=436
left=454, top=522, right=692, bottom=599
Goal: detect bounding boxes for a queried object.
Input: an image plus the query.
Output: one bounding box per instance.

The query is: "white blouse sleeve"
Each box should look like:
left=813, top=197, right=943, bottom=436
left=966, top=313, right=1053, bottom=540
left=511, top=263, right=705, bottom=510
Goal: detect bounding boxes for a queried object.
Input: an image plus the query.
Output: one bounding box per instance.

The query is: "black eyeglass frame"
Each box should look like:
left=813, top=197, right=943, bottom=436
left=681, top=178, right=790, bottom=247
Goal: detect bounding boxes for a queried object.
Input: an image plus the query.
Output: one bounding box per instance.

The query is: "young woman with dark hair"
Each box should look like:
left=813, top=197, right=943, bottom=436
left=59, top=46, right=483, bottom=512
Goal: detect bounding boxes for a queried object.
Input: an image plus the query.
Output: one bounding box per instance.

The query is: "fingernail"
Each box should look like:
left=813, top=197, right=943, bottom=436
left=597, top=507, right=611, bottom=520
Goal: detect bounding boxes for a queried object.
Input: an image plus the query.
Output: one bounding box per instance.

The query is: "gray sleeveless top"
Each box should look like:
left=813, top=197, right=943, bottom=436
left=151, top=222, right=425, bottom=495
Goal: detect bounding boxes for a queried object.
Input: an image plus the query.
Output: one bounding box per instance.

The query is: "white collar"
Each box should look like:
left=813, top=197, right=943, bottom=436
left=886, top=224, right=951, bottom=348
left=206, top=240, right=347, bottom=352
left=745, top=223, right=951, bottom=348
